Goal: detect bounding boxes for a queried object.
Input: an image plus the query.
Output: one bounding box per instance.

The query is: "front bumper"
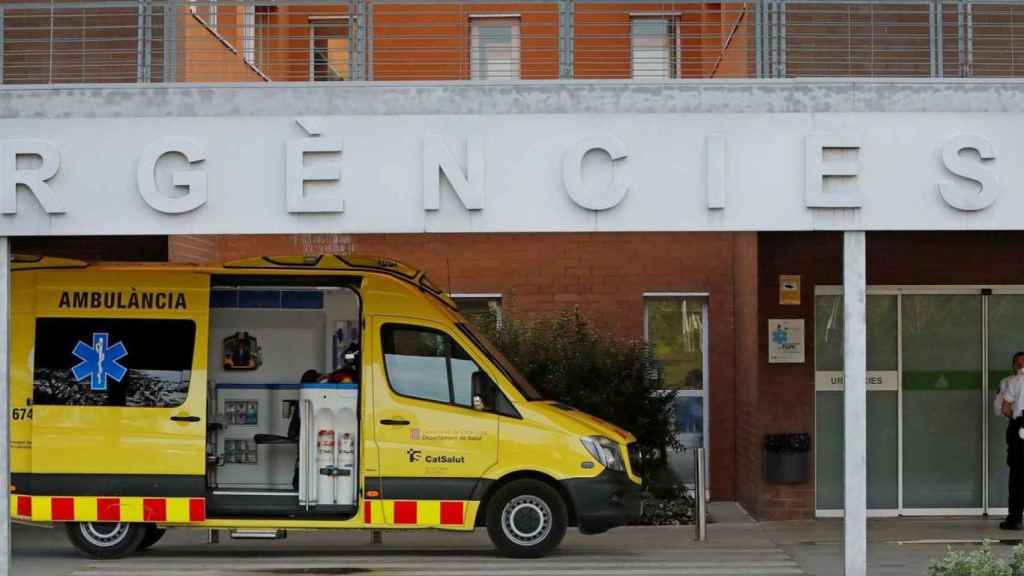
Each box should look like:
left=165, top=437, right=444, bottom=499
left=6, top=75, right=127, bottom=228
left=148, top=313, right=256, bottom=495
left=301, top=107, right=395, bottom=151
left=561, top=469, right=643, bottom=534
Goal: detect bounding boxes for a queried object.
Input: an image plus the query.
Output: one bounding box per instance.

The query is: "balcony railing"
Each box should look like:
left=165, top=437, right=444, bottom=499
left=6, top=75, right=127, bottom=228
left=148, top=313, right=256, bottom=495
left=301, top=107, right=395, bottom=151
left=1, top=0, right=1022, bottom=84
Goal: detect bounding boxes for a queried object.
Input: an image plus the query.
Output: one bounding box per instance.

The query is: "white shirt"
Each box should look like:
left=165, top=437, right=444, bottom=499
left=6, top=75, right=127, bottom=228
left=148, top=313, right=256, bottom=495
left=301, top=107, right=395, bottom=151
left=997, top=375, right=1015, bottom=417
left=1001, top=373, right=1024, bottom=418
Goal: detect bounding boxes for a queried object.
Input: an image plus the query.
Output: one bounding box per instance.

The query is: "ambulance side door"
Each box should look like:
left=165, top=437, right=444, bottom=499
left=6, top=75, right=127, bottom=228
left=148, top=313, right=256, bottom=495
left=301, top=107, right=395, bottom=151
left=28, top=270, right=209, bottom=499
left=371, top=316, right=498, bottom=525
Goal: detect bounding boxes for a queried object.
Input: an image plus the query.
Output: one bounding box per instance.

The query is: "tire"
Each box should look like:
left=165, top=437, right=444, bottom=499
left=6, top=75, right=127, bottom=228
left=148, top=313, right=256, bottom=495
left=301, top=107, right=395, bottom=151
left=65, top=522, right=147, bottom=559
left=138, top=525, right=166, bottom=551
left=485, top=479, right=568, bottom=559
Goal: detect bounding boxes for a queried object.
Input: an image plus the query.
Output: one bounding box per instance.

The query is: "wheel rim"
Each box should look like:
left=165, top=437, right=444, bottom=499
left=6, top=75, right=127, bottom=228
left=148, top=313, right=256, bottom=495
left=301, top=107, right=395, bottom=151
left=79, top=522, right=131, bottom=548
left=500, top=495, right=552, bottom=547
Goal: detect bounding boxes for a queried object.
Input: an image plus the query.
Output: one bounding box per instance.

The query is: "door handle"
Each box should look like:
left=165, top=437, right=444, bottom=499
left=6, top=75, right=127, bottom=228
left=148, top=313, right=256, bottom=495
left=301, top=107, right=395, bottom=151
left=170, top=415, right=201, bottom=422
left=379, top=418, right=410, bottom=426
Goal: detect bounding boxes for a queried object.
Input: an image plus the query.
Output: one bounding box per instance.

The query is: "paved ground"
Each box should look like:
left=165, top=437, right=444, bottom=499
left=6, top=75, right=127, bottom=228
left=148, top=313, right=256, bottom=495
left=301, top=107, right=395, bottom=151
left=14, top=508, right=1024, bottom=576
left=766, top=516, right=1024, bottom=576
left=13, top=522, right=801, bottom=576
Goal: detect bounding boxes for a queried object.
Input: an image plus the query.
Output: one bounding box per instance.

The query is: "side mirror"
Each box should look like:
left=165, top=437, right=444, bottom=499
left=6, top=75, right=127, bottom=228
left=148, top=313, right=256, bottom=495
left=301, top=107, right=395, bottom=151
left=471, top=371, right=494, bottom=411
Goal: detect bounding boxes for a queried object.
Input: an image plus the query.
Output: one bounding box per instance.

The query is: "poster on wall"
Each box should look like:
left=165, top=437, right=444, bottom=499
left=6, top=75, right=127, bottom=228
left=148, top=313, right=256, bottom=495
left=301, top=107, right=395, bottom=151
left=768, top=319, right=805, bottom=364
left=779, top=275, right=801, bottom=305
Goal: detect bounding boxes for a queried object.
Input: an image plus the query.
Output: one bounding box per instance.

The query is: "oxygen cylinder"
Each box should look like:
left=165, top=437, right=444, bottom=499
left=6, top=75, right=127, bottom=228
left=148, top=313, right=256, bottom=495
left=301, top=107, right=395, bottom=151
left=316, top=428, right=335, bottom=505
left=338, top=432, right=355, bottom=506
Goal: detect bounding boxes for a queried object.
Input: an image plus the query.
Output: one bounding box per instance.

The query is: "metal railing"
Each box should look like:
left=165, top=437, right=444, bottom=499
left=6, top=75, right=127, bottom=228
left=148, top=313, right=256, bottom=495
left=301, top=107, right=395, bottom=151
left=1, top=0, right=1024, bottom=84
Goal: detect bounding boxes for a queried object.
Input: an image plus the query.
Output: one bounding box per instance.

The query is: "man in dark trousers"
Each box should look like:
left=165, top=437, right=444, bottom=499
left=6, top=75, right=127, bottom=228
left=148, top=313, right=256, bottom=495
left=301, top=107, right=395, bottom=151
left=1001, top=352, right=1024, bottom=530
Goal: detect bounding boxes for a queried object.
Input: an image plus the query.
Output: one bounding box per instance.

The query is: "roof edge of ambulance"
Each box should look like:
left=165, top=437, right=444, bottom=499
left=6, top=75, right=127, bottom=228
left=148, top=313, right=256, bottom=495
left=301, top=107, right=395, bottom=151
left=11, top=253, right=420, bottom=275
left=11, top=253, right=458, bottom=309
left=221, top=254, right=457, bottom=309
left=223, top=254, right=417, bottom=276
left=10, top=254, right=89, bottom=271
left=11, top=255, right=211, bottom=273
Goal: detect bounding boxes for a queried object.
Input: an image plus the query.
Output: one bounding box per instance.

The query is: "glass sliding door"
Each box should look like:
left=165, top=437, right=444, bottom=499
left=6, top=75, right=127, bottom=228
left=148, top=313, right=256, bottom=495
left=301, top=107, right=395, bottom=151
left=901, top=293, right=983, bottom=511
left=814, top=293, right=899, bottom=513
left=813, top=287, right=1024, bottom=517
left=986, top=295, right=1024, bottom=512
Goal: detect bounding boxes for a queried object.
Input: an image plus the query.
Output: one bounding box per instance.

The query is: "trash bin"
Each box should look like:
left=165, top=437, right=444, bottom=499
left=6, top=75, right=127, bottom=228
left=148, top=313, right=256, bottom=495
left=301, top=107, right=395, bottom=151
left=764, top=433, right=810, bottom=484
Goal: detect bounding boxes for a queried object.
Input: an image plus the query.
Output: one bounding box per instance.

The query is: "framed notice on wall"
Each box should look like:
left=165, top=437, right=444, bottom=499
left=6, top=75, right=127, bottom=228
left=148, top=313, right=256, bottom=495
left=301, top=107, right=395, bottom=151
left=768, top=319, right=805, bottom=364
left=779, top=275, right=801, bottom=305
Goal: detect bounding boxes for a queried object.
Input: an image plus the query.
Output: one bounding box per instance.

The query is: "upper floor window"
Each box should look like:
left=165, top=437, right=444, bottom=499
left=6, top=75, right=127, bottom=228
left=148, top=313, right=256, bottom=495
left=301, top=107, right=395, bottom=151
left=631, top=16, right=680, bottom=79
left=254, top=6, right=275, bottom=71
left=189, top=0, right=218, bottom=31
left=470, top=17, right=521, bottom=80
left=452, top=293, right=503, bottom=329
left=242, top=5, right=256, bottom=65
left=310, top=17, right=351, bottom=81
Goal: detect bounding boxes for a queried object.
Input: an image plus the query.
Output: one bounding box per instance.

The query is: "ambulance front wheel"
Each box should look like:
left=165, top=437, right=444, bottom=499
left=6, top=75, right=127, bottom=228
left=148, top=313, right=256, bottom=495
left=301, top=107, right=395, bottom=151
left=65, top=521, right=147, bottom=559
left=485, top=479, right=568, bottom=558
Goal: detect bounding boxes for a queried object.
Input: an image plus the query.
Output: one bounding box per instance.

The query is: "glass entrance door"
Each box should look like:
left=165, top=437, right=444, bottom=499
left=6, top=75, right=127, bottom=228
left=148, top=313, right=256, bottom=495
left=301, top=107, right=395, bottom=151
left=645, top=295, right=709, bottom=487
left=815, top=288, right=1001, bottom=516
left=985, top=295, right=1024, bottom=513
left=814, top=293, right=899, bottom=513
left=901, top=294, right=983, bottom=512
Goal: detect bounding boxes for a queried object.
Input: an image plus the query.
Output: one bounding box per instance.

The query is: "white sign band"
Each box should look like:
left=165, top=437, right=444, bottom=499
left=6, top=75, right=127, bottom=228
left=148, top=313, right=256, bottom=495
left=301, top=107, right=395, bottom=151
left=0, top=113, right=1021, bottom=236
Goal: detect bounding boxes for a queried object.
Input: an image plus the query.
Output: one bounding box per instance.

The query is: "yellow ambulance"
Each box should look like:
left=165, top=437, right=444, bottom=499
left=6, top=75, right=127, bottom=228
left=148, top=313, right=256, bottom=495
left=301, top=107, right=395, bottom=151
left=8, top=254, right=642, bottom=559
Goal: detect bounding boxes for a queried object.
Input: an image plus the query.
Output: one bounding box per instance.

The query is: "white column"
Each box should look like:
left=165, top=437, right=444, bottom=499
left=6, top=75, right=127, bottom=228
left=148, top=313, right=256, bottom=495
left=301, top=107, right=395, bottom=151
left=843, top=231, right=867, bottom=576
left=0, top=237, right=9, bottom=576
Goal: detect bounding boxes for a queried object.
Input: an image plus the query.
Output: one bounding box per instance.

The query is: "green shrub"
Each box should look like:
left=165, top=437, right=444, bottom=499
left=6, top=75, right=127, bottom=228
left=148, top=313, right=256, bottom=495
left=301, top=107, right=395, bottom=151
left=927, top=543, right=1024, bottom=576
left=1012, top=545, right=1024, bottom=574
left=475, top=308, right=679, bottom=480
left=637, top=481, right=697, bottom=525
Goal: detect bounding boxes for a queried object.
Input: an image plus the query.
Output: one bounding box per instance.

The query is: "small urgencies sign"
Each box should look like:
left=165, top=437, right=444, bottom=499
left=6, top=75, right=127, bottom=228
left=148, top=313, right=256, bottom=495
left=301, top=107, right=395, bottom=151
left=769, top=319, right=805, bottom=364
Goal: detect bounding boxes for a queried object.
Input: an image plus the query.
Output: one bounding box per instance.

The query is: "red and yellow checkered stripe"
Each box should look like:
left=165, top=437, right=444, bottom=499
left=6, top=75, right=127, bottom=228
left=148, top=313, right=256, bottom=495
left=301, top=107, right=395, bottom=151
left=365, top=500, right=469, bottom=527
left=10, top=495, right=205, bottom=524
left=12, top=495, right=468, bottom=528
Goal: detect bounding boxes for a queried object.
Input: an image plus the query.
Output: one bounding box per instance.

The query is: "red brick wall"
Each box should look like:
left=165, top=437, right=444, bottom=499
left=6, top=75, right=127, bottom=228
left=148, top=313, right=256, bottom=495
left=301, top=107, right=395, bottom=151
left=574, top=3, right=753, bottom=79
left=178, top=11, right=266, bottom=83
left=713, top=3, right=755, bottom=79
left=372, top=3, right=560, bottom=81
left=171, top=231, right=746, bottom=500
left=755, top=232, right=839, bottom=519
left=167, top=235, right=218, bottom=264
left=10, top=236, right=168, bottom=262
left=732, top=232, right=760, bottom=517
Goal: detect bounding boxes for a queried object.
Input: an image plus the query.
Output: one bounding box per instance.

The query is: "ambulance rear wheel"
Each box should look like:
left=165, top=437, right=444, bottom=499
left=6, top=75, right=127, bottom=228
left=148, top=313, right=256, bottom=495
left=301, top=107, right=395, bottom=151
left=138, top=525, right=166, bottom=551
left=65, top=521, right=147, bottom=559
left=486, top=479, right=567, bottom=558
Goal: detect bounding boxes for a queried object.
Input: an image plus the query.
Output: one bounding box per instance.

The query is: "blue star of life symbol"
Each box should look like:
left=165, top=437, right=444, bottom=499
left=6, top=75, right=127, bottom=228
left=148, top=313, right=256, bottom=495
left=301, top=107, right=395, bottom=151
left=71, top=333, right=128, bottom=391
left=772, top=327, right=787, bottom=346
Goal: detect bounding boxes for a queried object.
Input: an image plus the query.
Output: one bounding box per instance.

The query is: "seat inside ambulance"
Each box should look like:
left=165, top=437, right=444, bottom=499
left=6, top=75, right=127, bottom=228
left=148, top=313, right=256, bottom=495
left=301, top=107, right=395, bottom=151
left=204, top=276, right=362, bottom=519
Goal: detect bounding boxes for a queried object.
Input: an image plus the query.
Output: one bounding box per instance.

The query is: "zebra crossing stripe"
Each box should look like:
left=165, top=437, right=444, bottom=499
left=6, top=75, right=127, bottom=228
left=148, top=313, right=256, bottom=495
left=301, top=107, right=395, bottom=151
left=72, top=565, right=802, bottom=569
left=70, top=558, right=804, bottom=576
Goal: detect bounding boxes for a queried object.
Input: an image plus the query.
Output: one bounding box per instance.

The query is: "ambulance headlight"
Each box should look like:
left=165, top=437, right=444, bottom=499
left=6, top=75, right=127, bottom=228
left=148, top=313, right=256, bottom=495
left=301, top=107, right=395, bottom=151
left=580, top=436, right=625, bottom=472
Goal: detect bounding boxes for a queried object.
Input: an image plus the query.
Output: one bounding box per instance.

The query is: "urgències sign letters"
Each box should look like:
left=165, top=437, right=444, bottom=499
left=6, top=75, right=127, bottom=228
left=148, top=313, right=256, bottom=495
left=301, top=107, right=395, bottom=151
left=0, top=113, right=1021, bottom=235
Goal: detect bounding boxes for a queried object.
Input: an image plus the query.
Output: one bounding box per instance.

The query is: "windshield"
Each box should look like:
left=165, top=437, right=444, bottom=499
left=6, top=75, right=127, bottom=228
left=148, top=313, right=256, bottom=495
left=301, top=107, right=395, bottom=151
left=456, top=322, right=543, bottom=401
